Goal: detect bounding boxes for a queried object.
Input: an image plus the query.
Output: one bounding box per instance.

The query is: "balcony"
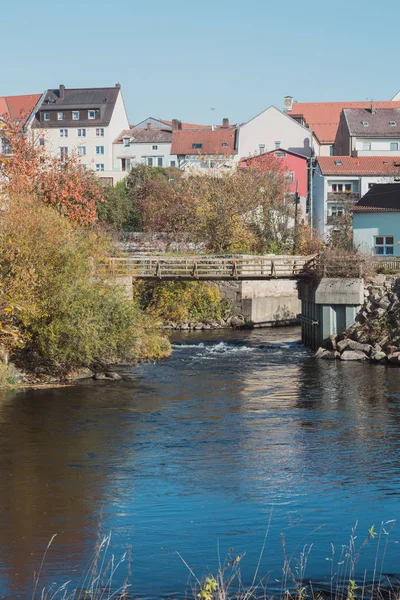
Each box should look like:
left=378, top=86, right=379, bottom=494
left=327, top=192, right=360, bottom=203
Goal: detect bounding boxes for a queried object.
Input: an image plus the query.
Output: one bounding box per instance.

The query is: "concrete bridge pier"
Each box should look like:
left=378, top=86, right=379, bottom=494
left=298, top=278, right=364, bottom=349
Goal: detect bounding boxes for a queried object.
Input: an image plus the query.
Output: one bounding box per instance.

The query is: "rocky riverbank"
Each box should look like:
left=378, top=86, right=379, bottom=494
left=315, top=275, right=400, bottom=363
left=162, top=314, right=246, bottom=331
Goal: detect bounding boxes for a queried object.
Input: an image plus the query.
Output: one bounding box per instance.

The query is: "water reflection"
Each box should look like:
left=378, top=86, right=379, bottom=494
left=0, top=328, right=400, bottom=598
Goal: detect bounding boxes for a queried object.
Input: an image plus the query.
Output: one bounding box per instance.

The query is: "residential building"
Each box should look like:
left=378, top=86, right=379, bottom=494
left=31, top=84, right=129, bottom=184
left=0, top=93, right=43, bottom=154
left=285, top=96, right=400, bottom=156
left=170, top=121, right=236, bottom=170
left=114, top=122, right=175, bottom=172
left=133, top=117, right=209, bottom=130
left=313, top=156, right=400, bottom=238
left=352, top=183, right=400, bottom=255
left=240, top=147, right=309, bottom=215
left=335, top=107, right=400, bottom=156
left=237, top=106, right=313, bottom=160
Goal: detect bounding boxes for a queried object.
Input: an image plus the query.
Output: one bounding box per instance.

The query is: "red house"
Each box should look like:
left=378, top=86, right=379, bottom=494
left=240, top=147, right=309, bottom=213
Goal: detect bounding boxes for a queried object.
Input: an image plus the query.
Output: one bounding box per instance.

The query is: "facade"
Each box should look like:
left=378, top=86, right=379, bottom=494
left=114, top=124, right=175, bottom=172
left=335, top=107, right=400, bottom=156
left=352, top=183, right=400, bottom=255
left=285, top=97, right=400, bottom=156
left=0, top=93, right=43, bottom=154
left=240, top=148, right=309, bottom=214
left=31, top=84, right=130, bottom=184
left=313, top=156, right=400, bottom=238
left=237, top=105, right=313, bottom=160
left=170, top=122, right=236, bottom=170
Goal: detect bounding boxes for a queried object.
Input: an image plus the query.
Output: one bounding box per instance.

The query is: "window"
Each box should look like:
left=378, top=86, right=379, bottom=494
left=95, top=163, right=104, bottom=171
left=222, top=142, right=229, bottom=147
left=274, top=151, right=286, bottom=158
left=72, top=111, right=79, bottom=120
left=329, top=204, right=345, bottom=217
left=96, top=128, right=104, bottom=137
left=390, top=121, right=397, bottom=126
left=88, top=110, right=96, bottom=120
left=192, top=143, right=203, bottom=149
left=331, top=183, right=352, bottom=193
left=170, top=160, right=176, bottom=167
left=43, top=112, right=50, bottom=121
left=59, top=129, right=68, bottom=138
left=362, top=142, right=371, bottom=151
left=121, top=158, right=132, bottom=171
left=57, top=112, right=63, bottom=120
left=285, top=171, right=295, bottom=183
left=95, top=146, right=104, bottom=155
left=361, top=121, right=369, bottom=127
left=39, top=137, right=45, bottom=147
left=60, top=146, right=68, bottom=161
left=335, top=160, right=342, bottom=166
left=77, top=128, right=86, bottom=137
left=390, top=142, right=399, bottom=151
left=329, top=145, right=334, bottom=156
left=147, top=157, right=153, bottom=166
left=375, top=236, right=394, bottom=255
left=157, top=157, right=163, bottom=167
left=77, top=146, right=86, bottom=156
left=152, top=145, right=158, bottom=150
left=123, top=136, right=130, bottom=147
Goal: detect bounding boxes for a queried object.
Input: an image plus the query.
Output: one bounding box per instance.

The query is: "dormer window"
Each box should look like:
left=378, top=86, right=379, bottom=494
left=192, top=143, right=203, bottom=149
left=222, top=142, right=229, bottom=147
left=123, top=136, right=130, bottom=147
left=335, top=160, right=342, bottom=166
left=390, top=121, right=397, bottom=126
left=72, top=111, right=79, bottom=120
left=361, top=121, right=369, bottom=127
left=275, top=151, right=286, bottom=158
left=57, top=112, right=64, bottom=121
left=43, top=112, right=50, bottom=121
left=88, top=110, right=96, bottom=120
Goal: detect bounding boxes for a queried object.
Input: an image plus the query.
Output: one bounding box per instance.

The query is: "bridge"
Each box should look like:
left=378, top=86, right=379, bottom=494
left=102, top=254, right=314, bottom=281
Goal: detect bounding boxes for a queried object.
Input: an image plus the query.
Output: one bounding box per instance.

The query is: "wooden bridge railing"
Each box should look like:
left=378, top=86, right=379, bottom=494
left=99, top=255, right=316, bottom=280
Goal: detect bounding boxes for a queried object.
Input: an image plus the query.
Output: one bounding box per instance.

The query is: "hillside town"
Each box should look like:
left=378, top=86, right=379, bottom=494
left=2, top=84, right=400, bottom=256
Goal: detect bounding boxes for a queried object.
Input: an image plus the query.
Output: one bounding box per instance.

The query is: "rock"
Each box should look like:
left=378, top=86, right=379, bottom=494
left=314, top=347, right=339, bottom=360
left=93, top=372, right=107, bottom=380
left=68, top=367, right=94, bottom=380
left=314, top=347, right=326, bottom=358
left=340, top=350, right=368, bottom=361
left=202, top=324, right=212, bottom=330
left=211, top=321, right=221, bottom=329
left=337, top=339, right=372, bottom=354
left=378, top=296, right=391, bottom=310
left=8, top=363, right=25, bottom=383
left=370, top=351, right=387, bottom=362
left=105, top=371, right=122, bottom=381
left=194, top=324, right=203, bottom=330
left=329, top=334, right=338, bottom=351
left=180, top=323, right=190, bottom=330
left=230, top=315, right=246, bottom=328
left=369, top=274, right=387, bottom=286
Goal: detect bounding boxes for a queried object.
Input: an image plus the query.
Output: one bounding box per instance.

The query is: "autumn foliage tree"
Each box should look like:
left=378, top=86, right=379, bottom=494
left=0, top=115, right=104, bottom=225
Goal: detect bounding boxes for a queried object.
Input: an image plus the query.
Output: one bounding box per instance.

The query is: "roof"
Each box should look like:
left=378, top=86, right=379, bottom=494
left=0, top=93, right=41, bottom=121
left=352, top=183, right=400, bottom=212
left=134, top=117, right=210, bottom=130
left=241, top=147, right=308, bottom=165
left=162, top=119, right=210, bottom=130
left=115, top=127, right=172, bottom=144
left=288, top=101, right=400, bottom=143
left=344, top=108, right=400, bottom=137
left=170, top=128, right=236, bottom=155
left=317, top=156, right=400, bottom=176
left=32, top=85, right=120, bottom=128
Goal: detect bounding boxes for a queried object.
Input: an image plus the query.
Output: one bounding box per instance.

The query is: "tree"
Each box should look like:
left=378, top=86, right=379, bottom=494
left=0, top=115, right=104, bottom=225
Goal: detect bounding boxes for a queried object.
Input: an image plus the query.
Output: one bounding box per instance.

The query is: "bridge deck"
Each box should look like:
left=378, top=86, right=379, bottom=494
left=101, top=255, right=315, bottom=280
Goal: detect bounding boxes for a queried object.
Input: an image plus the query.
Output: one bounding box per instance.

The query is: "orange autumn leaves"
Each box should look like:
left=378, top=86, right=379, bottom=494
left=0, top=116, right=103, bottom=225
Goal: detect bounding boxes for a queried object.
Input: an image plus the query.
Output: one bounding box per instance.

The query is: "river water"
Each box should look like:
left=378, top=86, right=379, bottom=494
left=1, top=327, right=400, bottom=599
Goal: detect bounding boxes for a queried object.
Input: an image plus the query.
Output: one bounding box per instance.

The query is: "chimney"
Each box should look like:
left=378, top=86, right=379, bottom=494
left=283, top=96, right=293, bottom=113
left=172, top=119, right=182, bottom=132
left=115, top=83, right=121, bottom=89
left=222, top=118, right=229, bottom=128
left=371, top=102, right=377, bottom=114
left=146, top=122, right=152, bottom=130
left=275, top=140, right=281, bottom=149
left=59, top=84, right=65, bottom=99
left=259, top=144, right=265, bottom=155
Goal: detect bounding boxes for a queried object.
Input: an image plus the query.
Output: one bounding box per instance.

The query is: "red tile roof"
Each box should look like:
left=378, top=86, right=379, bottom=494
left=171, top=128, right=236, bottom=155
left=115, top=128, right=172, bottom=144
left=288, top=101, right=400, bottom=143
left=317, top=156, right=400, bottom=176
left=0, top=94, right=41, bottom=121
left=162, top=119, right=210, bottom=130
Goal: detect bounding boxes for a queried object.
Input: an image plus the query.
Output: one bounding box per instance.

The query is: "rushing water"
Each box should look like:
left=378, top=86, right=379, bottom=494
left=1, top=327, right=400, bottom=598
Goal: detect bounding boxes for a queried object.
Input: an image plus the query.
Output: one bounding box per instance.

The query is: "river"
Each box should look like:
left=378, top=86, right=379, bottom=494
left=0, top=327, right=400, bottom=599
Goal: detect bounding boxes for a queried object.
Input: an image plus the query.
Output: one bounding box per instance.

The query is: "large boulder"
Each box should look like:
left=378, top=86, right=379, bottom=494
left=340, top=350, right=368, bottom=361
left=337, top=339, right=372, bottom=354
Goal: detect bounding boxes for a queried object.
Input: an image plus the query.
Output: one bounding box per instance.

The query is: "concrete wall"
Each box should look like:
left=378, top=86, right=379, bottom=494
left=353, top=211, right=400, bottom=255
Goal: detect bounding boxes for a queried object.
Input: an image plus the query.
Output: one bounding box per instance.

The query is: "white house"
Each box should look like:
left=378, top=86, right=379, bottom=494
left=236, top=105, right=314, bottom=161
left=170, top=121, right=236, bottom=171
left=313, top=156, right=400, bottom=239
left=113, top=123, right=176, bottom=172
left=335, top=107, right=400, bottom=156
left=352, top=183, right=400, bottom=255
left=31, top=84, right=130, bottom=185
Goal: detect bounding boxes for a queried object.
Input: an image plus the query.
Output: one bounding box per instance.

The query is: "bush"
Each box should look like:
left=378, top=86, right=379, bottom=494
left=135, top=281, right=228, bottom=324
left=97, top=180, right=142, bottom=231
left=0, top=194, right=170, bottom=375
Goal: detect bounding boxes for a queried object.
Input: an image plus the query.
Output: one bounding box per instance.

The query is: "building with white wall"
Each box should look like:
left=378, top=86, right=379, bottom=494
left=31, top=84, right=129, bottom=185
left=237, top=106, right=313, bottom=160
left=170, top=121, right=236, bottom=171
left=313, top=156, right=400, bottom=239
left=114, top=123, right=176, bottom=172
left=335, top=107, right=400, bottom=156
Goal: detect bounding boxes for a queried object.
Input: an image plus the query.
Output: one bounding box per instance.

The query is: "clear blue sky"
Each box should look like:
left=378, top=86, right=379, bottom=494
left=3, top=0, right=400, bottom=126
